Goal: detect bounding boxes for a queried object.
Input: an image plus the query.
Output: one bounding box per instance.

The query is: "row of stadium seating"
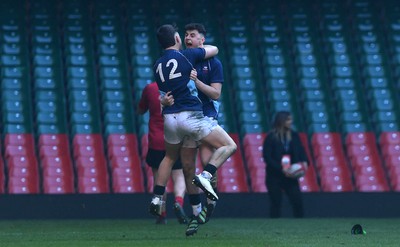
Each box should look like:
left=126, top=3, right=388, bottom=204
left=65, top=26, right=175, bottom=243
left=1, top=0, right=400, bottom=194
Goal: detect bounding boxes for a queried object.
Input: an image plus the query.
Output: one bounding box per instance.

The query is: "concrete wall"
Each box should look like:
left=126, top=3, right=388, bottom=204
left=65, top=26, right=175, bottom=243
left=0, top=192, right=399, bottom=219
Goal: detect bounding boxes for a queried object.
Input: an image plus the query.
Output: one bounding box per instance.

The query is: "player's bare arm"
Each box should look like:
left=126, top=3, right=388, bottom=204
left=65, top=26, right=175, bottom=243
left=203, top=44, right=218, bottom=59
left=190, top=69, right=221, bottom=100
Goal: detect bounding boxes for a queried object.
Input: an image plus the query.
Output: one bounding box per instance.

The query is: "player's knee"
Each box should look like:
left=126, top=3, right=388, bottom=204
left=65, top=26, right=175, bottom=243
left=228, top=142, right=237, bottom=155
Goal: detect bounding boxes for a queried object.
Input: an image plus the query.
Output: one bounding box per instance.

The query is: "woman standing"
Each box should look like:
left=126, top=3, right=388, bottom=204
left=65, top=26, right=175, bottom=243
left=262, top=111, right=308, bottom=218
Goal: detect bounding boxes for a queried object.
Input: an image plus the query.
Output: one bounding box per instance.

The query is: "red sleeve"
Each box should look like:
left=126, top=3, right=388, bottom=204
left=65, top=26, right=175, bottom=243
left=138, top=84, right=150, bottom=113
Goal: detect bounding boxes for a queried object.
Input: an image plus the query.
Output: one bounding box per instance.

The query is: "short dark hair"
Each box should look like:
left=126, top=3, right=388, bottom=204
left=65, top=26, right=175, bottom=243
left=157, top=24, right=178, bottom=49
left=184, top=23, right=206, bottom=36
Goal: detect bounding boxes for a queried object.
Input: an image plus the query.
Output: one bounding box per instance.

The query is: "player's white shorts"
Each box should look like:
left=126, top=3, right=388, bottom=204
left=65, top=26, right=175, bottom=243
left=182, top=117, right=218, bottom=148
left=163, top=111, right=217, bottom=145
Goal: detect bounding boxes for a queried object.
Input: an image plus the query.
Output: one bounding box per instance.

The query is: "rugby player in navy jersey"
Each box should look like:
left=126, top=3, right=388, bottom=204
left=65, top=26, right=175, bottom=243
left=148, top=24, right=237, bottom=221
left=178, top=23, right=224, bottom=236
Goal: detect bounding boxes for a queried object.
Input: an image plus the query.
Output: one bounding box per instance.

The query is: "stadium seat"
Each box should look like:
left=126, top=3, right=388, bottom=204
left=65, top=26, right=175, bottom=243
left=4, top=133, right=35, bottom=148
left=380, top=132, right=400, bottom=145
left=355, top=174, right=390, bottom=192
left=218, top=158, right=249, bottom=193
left=249, top=166, right=267, bottom=192
left=73, top=133, right=103, bottom=147
left=8, top=176, right=40, bottom=194
left=78, top=176, right=110, bottom=193
left=345, top=132, right=376, bottom=145
left=299, top=165, right=320, bottom=192
left=43, top=176, right=75, bottom=194
left=112, top=173, right=144, bottom=193
left=242, top=133, right=267, bottom=147
left=320, top=174, right=354, bottom=192
left=311, top=132, right=342, bottom=147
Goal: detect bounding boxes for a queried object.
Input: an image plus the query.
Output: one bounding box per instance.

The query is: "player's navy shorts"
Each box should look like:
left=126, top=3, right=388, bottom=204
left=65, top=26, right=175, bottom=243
left=146, top=148, right=183, bottom=170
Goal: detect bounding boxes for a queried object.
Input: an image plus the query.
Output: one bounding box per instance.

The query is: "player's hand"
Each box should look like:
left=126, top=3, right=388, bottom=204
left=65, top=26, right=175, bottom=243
left=190, top=69, right=198, bottom=82
left=160, top=91, right=174, bottom=106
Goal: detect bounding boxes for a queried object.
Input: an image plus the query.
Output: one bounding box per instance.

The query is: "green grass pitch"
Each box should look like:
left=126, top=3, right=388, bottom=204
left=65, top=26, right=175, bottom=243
left=0, top=218, right=398, bottom=247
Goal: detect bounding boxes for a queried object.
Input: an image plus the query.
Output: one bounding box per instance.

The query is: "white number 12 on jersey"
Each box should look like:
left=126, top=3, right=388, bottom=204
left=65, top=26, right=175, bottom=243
left=156, top=59, right=182, bottom=82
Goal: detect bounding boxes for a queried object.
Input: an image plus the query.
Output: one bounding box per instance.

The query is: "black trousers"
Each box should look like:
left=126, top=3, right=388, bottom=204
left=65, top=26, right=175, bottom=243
left=266, top=175, right=304, bottom=218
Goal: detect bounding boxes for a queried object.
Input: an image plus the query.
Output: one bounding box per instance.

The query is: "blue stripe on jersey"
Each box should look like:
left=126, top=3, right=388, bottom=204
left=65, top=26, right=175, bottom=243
left=187, top=79, right=199, bottom=98
left=212, top=100, right=220, bottom=117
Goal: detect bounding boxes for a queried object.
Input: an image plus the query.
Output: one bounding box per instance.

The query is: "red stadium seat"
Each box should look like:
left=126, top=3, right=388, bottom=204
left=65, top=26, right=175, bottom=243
left=313, top=144, right=342, bottom=158
left=9, top=166, right=38, bottom=178
left=39, top=145, right=65, bottom=158
left=311, top=132, right=342, bottom=147
left=73, top=145, right=103, bottom=158
left=113, top=167, right=143, bottom=184
left=7, top=155, right=38, bottom=169
left=247, top=155, right=265, bottom=169
left=381, top=144, right=400, bottom=159
left=244, top=144, right=263, bottom=160
left=76, top=156, right=108, bottom=169
left=4, top=134, right=35, bottom=148
left=346, top=144, right=378, bottom=158
left=249, top=165, right=267, bottom=192
left=5, top=145, right=36, bottom=159
left=108, top=145, right=139, bottom=160
left=41, top=155, right=72, bottom=169
left=73, top=134, right=104, bottom=147
left=345, top=132, right=376, bottom=145
left=110, top=156, right=141, bottom=169
left=77, top=166, right=108, bottom=179
left=388, top=170, right=400, bottom=191
left=299, top=132, right=313, bottom=161
left=218, top=166, right=241, bottom=177
left=8, top=176, right=40, bottom=194
left=218, top=177, right=249, bottom=192
left=251, top=178, right=267, bottom=192
left=43, top=176, right=75, bottom=194
left=112, top=172, right=145, bottom=193
left=355, top=175, right=390, bottom=192
left=299, top=165, right=320, bottom=192
left=320, top=174, right=354, bottom=192
left=223, top=152, right=245, bottom=170
left=379, top=132, right=400, bottom=145
left=353, top=165, right=386, bottom=177
left=319, top=165, right=352, bottom=178
left=385, top=154, right=400, bottom=170
left=350, top=154, right=381, bottom=167
left=242, top=133, right=267, bottom=147
left=107, top=134, right=138, bottom=149
left=315, top=155, right=348, bottom=169
left=42, top=166, right=73, bottom=177
left=298, top=133, right=320, bottom=192
left=38, top=134, right=69, bottom=146
left=78, top=177, right=110, bottom=193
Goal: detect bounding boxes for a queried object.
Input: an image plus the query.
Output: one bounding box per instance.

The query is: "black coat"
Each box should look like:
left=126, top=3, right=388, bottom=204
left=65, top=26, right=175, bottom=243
left=262, top=130, right=309, bottom=178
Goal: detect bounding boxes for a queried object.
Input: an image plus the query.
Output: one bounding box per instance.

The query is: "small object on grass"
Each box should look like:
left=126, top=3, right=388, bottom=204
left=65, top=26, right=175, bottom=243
left=351, top=224, right=366, bottom=235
